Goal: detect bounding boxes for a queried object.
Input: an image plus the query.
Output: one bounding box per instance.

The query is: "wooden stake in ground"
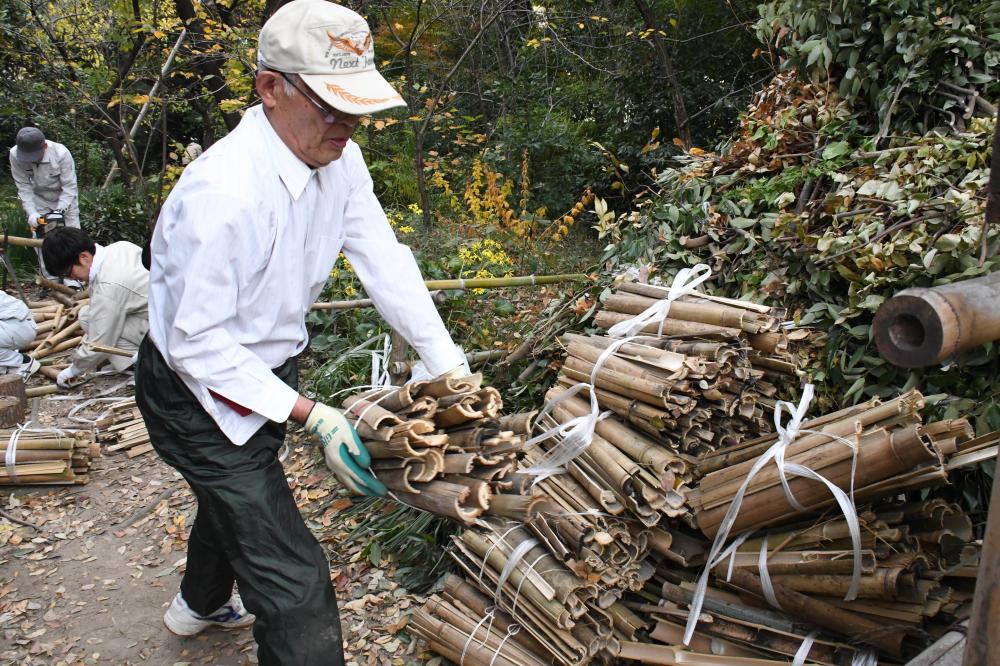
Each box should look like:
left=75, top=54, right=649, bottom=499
left=0, top=375, right=27, bottom=427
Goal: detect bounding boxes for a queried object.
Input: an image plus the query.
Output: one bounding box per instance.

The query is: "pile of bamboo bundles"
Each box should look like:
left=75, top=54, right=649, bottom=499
left=26, top=293, right=89, bottom=363
left=638, top=498, right=982, bottom=664
left=561, top=281, right=826, bottom=459
left=0, top=428, right=98, bottom=485
left=94, top=399, right=152, bottom=458
left=341, top=373, right=535, bottom=525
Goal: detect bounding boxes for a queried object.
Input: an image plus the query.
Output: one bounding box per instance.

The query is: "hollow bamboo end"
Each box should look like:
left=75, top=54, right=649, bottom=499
left=873, top=293, right=950, bottom=368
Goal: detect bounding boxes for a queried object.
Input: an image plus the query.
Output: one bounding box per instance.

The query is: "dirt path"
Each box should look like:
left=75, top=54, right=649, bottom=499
left=1, top=375, right=436, bottom=666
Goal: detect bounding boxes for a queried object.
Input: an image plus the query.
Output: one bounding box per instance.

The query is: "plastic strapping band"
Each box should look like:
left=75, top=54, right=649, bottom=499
left=478, top=525, right=521, bottom=585
left=510, top=552, right=547, bottom=618
left=852, top=648, right=878, bottom=666
left=495, top=538, right=539, bottom=606
left=606, top=263, right=712, bottom=338
left=758, top=534, right=781, bottom=610
left=5, top=425, right=24, bottom=483
left=792, top=631, right=818, bottom=666
left=684, top=384, right=863, bottom=646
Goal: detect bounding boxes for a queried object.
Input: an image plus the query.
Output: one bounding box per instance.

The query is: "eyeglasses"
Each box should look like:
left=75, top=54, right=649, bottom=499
left=279, top=73, right=355, bottom=125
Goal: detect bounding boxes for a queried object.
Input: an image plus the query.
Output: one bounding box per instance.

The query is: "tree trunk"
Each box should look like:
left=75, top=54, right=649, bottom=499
left=631, top=0, right=692, bottom=149
left=0, top=376, right=27, bottom=428
left=173, top=0, right=243, bottom=131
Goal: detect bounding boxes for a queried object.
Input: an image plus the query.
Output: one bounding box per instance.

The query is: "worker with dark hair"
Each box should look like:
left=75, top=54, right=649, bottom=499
left=42, top=227, right=148, bottom=387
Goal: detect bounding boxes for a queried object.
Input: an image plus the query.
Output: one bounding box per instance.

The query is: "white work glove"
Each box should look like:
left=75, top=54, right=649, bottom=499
left=56, top=365, right=80, bottom=388
left=27, top=212, right=38, bottom=229
left=305, top=402, right=386, bottom=497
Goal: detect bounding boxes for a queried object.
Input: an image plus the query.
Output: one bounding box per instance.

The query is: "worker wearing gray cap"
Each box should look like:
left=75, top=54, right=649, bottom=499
left=8, top=127, right=80, bottom=232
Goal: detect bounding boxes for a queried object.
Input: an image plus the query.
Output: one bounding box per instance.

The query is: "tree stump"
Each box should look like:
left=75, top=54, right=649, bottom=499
left=0, top=375, right=27, bottom=427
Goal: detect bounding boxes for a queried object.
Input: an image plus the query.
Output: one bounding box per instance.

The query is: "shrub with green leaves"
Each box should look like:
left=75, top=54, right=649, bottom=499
left=756, top=0, right=1000, bottom=135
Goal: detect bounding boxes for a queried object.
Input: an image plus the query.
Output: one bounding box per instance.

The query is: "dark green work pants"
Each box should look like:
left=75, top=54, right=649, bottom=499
left=134, top=336, right=345, bottom=665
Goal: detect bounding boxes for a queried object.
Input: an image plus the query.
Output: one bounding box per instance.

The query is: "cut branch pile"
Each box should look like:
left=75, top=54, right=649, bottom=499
left=341, top=373, right=533, bottom=526
left=0, top=428, right=99, bottom=485
left=95, top=399, right=152, bottom=458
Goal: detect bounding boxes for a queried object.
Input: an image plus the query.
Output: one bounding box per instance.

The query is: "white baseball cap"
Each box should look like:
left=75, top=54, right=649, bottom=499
left=258, top=0, right=406, bottom=115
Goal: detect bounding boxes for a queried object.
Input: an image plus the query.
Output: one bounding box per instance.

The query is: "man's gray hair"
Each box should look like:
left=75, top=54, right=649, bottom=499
left=257, top=61, right=296, bottom=97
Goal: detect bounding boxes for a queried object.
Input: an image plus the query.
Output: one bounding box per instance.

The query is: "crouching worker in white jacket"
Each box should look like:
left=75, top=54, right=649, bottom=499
left=41, top=227, right=149, bottom=388
left=0, top=291, right=39, bottom=380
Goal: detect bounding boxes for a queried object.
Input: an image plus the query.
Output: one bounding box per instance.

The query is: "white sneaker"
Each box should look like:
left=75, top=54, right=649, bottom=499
left=18, top=356, right=40, bottom=381
left=163, top=592, right=255, bottom=636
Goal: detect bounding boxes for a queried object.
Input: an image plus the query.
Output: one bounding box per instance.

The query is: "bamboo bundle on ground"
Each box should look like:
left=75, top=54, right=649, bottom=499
left=95, top=399, right=152, bottom=457
left=26, top=297, right=90, bottom=362
left=688, top=390, right=970, bottom=537
left=0, top=428, right=98, bottom=485
left=341, top=373, right=530, bottom=525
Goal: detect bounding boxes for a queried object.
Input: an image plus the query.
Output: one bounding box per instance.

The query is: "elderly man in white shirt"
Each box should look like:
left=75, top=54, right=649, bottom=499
left=41, top=227, right=149, bottom=387
left=8, top=127, right=80, bottom=230
left=134, top=2, right=463, bottom=664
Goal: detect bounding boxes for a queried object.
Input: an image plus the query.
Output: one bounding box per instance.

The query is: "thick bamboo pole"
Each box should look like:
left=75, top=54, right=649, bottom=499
left=964, top=450, right=1000, bottom=666
left=874, top=271, right=1000, bottom=367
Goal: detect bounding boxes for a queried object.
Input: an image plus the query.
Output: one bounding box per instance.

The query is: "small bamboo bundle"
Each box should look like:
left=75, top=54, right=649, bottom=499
left=688, top=390, right=973, bottom=537
left=409, top=574, right=554, bottom=666
left=0, top=429, right=99, bottom=485
left=95, top=399, right=152, bottom=457
left=341, top=374, right=526, bottom=525
left=449, top=517, right=618, bottom=666
left=27, top=297, right=90, bottom=362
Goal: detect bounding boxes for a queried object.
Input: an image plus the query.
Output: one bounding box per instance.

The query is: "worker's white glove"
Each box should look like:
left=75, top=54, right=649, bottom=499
left=27, top=212, right=38, bottom=229
left=305, top=402, right=386, bottom=497
left=56, top=365, right=80, bottom=388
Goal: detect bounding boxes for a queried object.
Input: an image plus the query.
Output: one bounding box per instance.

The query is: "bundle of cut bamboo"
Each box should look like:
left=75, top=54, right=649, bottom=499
left=341, top=373, right=534, bottom=525
left=26, top=297, right=89, bottom=362
left=0, top=428, right=99, bottom=485
left=411, top=280, right=992, bottom=665
left=95, top=399, right=152, bottom=458
left=689, top=390, right=965, bottom=538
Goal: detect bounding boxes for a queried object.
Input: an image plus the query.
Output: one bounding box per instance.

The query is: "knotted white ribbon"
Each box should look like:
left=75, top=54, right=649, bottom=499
left=607, top=263, right=712, bottom=338
left=524, top=265, right=714, bottom=484
left=5, top=425, right=25, bottom=483
left=683, top=384, right=863, bottom=646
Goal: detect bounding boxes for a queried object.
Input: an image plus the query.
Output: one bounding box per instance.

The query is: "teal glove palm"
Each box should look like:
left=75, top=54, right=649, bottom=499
left=305, top=403, right=386, bottom=497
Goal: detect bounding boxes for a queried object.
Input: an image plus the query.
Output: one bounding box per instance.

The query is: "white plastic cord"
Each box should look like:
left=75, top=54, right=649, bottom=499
left=5, top=425, right=24, bottom=483
left=684, top=384, right=864, bottom=646
left=758, top=534, right=781, bottom=610
left=607, top=263, right=712, bottom=337
left=460, top=609, right=496, bottom=666
left=792, top=631, right=818, bottom=666
left=495, top=538, right=539, bottom=606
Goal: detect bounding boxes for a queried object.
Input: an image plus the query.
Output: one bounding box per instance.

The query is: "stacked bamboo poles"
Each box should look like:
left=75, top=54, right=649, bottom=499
left=410, top=574, right=553, bottom=666
left=688, top=390, right=967, bottom=538
left=410, top=281, right=992, bottom=665
left=26, top=297, right=89, bottom=362
left=95, top=399, right=152, bottom=457
left=0, top=429, right=98, bottom=485
left=342, top=373, right=532, bottom=525
left=665, top=496, right=983, bottom=661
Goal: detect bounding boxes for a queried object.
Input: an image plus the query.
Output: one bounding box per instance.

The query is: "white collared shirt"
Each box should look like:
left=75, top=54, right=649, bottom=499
left=148, top=105, right=462, bottom=445
left=74, top=242, right=149, bottom=374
